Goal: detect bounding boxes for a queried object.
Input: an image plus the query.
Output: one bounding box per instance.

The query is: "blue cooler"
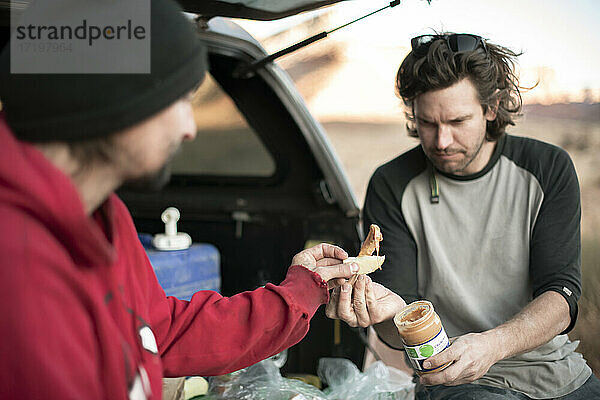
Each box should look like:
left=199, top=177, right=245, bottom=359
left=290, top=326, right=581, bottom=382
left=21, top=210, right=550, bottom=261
left=139, top=233, right=221, bottom=300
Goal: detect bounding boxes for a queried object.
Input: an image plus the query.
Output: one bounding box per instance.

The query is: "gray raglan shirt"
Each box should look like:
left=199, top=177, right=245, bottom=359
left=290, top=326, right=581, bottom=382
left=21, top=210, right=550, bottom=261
left=365, top=134, right=591, bottom=398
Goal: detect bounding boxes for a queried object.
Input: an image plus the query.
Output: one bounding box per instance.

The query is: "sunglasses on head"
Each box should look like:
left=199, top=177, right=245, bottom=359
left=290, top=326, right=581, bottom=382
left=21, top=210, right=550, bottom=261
left=411, top=34, right=487, bottom=57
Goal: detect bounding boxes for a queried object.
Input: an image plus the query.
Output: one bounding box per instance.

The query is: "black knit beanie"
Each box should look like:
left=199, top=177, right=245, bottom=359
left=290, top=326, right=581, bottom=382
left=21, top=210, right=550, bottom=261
left=0, top=0, right=207, bottom=142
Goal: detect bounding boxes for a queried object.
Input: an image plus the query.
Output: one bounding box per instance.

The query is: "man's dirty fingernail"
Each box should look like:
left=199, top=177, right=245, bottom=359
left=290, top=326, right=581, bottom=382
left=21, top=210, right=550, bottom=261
left=423, top=361, right=431, bottom=369
left=350, top=263, right=359, bottom=273
left=341, top=284, right=350, bottom=292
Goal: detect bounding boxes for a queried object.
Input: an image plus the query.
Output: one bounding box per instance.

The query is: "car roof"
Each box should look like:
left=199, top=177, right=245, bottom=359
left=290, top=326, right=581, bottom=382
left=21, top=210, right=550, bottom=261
left=180, top=0, right=345, bottom=20
left=0, top=0, right=346, bottom=22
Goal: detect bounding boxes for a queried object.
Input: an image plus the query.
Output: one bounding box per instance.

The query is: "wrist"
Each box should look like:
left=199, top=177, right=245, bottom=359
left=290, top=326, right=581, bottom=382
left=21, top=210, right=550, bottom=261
left=281, top=265, right=328, bottom=306
left=479, top=329, right=508, bottom=363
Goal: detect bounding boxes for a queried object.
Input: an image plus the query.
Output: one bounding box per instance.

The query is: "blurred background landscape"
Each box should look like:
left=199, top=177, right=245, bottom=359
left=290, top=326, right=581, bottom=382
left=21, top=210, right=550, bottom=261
left=235, top=0, right=600, bottom=376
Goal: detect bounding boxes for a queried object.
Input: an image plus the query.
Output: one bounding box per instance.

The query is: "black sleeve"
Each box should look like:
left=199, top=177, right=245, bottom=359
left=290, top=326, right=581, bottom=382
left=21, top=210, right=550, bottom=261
left=527, top=143, right=582, bottom=334
left=363, top=156, right=423, bottom=348
left=365, top=169, right=419, bottom=303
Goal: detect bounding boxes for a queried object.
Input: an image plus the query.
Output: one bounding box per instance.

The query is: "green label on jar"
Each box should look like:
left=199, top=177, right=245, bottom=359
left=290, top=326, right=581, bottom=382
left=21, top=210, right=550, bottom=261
left=403, top=327, right=449, bottom=372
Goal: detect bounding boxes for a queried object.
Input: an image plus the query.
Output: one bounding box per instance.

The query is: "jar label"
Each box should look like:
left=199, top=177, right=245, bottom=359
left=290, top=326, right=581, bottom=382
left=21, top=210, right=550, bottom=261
left=403, top=327, right=449, bottom=372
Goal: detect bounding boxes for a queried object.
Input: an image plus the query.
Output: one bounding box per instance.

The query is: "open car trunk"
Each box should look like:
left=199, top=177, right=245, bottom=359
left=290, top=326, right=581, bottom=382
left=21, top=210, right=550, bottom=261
left=118, top=18, right=365, bottom=374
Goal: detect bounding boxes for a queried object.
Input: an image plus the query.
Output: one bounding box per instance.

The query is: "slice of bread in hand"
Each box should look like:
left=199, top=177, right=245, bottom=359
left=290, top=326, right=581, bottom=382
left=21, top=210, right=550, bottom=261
left=343, top=255, right=385, bottom=275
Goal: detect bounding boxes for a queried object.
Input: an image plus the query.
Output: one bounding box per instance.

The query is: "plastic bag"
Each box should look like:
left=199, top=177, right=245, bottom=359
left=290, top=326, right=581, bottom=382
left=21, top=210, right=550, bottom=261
left=205, top=357, right=414, bottom=400
left=206, top=358, right=327, bottom=400
left=318, top=358, right=414, bottom=400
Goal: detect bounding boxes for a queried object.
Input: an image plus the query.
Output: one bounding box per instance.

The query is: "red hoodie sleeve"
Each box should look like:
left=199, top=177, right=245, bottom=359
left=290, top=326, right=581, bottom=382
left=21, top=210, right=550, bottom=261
left=111, top=198, right=331, bottom=377
left=149, top=264, right=329, bottom=377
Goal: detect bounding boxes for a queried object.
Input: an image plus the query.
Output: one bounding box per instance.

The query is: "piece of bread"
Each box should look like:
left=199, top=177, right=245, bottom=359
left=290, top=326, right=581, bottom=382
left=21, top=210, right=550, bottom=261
left=358, top=224, right=383, bottom=257
left=344, top=255, right=385, bottom=275
left=346, top=224, right=384, bottom=285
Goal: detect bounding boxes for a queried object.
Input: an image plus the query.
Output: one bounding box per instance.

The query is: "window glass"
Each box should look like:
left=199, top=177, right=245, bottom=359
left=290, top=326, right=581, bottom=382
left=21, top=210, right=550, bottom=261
left=171, top=73, right=276, bottom=177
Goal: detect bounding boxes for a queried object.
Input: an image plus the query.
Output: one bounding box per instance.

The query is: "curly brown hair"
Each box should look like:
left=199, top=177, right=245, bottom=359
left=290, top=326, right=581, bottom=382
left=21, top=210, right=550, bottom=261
left=397, top=33, right=523, bottom=140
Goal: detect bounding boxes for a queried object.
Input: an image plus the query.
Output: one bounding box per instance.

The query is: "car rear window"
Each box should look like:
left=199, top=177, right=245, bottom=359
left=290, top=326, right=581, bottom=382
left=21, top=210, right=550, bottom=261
left=171, top=73, right=276, bottom=177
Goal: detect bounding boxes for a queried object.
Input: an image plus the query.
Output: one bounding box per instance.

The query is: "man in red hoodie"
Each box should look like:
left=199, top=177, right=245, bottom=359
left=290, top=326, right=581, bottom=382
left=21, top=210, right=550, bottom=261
left=0, top=0, right=361, bottom=398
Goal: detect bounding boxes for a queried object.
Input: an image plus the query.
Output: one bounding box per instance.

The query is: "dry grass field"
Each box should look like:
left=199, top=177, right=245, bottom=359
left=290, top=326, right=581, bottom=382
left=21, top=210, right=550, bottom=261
left=321, top=105, right=600, bottom=376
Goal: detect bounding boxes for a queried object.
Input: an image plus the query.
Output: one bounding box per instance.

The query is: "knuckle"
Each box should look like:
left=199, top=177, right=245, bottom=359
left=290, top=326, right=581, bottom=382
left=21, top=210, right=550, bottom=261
left=338, top=309, right=352, bottom=321
left=338, top=287, right=351, bottom=300
left=352, top=298, right=365, bottom=308
left=446, top=371, right=459, bottom=382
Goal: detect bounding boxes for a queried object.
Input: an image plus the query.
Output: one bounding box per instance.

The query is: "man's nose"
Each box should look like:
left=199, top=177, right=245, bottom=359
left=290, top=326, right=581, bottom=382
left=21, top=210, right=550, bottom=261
left=182, top=101, right=197, bottom=142
left=436, top=124, right=453, bottom=150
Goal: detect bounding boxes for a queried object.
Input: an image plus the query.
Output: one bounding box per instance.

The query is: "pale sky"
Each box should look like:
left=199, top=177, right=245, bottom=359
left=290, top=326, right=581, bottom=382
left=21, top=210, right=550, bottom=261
left=237, top=0, right=600, bottom=100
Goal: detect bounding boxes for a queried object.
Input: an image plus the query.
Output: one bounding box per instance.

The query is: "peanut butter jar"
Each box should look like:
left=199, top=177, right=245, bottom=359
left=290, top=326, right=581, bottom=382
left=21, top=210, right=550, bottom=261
left=393, top=300, right=450, bottom=373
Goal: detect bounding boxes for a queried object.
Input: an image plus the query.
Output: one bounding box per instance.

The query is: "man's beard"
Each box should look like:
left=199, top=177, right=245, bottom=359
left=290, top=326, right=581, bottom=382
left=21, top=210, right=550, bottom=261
left=120, top=145, right=181, bottom=192
left=428, top=133, right=487, bottom=175
left=121, top=162, right=173, bottom=191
